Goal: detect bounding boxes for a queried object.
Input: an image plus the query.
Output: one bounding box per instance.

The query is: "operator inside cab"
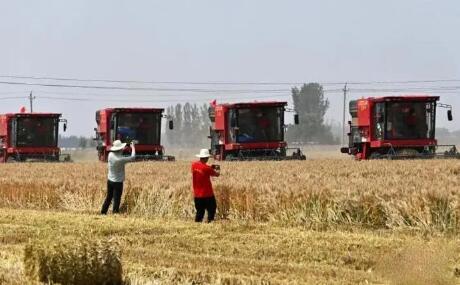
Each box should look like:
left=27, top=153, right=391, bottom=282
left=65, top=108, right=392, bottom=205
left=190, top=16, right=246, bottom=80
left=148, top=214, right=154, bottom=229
left=386, top=102, right=429, bottom=139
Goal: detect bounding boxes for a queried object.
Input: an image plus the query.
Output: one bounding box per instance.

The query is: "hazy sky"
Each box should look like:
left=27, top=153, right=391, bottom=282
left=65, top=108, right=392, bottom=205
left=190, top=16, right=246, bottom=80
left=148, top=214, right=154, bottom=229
left=0, top=0, right=459, bottom=136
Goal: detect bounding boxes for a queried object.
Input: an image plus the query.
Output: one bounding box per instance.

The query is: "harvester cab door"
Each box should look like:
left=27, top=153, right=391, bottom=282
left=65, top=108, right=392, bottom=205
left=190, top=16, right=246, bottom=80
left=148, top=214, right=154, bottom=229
left=110, top=113, right=117, bottom=143
left=10, top=118, right=17, bottom=147
left=209, top=129, right=220, bottom=155
left=228, top=109, right=238, bottom=143
left=373, top=102, right=385, bottom=140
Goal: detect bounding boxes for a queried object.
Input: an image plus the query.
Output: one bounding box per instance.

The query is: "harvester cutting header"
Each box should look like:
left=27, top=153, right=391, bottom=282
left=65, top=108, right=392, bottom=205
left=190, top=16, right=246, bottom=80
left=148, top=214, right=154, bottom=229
left=341, top=95, right=459, bottom=159
left=208, top=100, right=305, bottom=160
left=94, top=107, right=174, bottom=161
left=0, top=108, right=69, bottom=162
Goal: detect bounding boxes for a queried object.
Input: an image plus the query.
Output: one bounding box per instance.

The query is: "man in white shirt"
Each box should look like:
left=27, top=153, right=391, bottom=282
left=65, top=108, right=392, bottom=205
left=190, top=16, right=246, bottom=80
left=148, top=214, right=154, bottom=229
left=101, top=140, right=136, bottom=214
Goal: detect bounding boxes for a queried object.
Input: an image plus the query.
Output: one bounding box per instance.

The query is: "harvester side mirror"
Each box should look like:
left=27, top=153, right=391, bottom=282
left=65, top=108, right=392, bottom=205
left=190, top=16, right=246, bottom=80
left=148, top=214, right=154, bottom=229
left=168, top=120, right=174, bottom=130
left=63, top=123, right=67, bottom=132
left=448, top=110, right=453, bottom=121
left=294, top=114, right=299, bottom=125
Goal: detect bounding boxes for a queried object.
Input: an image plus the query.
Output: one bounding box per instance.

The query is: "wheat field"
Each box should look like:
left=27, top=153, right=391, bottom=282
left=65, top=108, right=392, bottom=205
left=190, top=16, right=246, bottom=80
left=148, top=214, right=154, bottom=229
left=1, top=159, right=460, bottom=284
left=1, top=159, right=459, bottom=230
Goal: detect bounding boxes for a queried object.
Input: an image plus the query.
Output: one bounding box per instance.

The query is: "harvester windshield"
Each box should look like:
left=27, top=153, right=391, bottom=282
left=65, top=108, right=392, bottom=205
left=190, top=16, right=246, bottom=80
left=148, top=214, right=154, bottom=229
left=115, top=112, right=161, bottom=145
left=229, top=107, right=283, bottom=143
left=14, top=117, right=58, bottom=147
left=373, top=101, right=435, bottom=140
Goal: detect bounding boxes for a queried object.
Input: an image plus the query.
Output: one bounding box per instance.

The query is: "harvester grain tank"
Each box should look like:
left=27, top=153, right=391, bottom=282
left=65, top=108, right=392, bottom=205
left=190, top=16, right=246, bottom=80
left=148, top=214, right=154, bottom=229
left=0, top=108, right=69, bottom=162
left=208, top=101, right=305, bottom=160
left=340, top=95, right=459, bottom=159
left=94, top=108, right=174, bottom=161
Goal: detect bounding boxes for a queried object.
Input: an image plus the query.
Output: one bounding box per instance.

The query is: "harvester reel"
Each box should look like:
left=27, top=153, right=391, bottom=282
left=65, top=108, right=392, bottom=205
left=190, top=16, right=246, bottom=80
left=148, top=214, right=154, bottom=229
left=223, top=147, right=305, bottom=161
left=369, top=144, right=460, bottom=160
left=369, top=152, right=382, bottom=159
left=396, top=148, right=419, bottom=157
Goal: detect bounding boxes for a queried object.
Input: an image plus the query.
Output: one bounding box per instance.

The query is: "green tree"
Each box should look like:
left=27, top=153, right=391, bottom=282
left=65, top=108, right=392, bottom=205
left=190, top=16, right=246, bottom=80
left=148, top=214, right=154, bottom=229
left=199, top=103, right=211, bottom=143
left=78, top=136, right=87, bottom=148
left=182, top=103, right=192, bottom=145
left=190, top=104, right=202, bottom=146
left=286, top=83, right=336, bottom=144
left=165, top=102, right=211, bottom=147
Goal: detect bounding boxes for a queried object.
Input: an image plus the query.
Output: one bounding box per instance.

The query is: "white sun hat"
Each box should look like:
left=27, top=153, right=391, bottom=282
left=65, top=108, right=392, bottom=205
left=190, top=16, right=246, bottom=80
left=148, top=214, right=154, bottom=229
left=110, top=140, right=127, bottom=151
left=195, top=148, right=211, bottom=158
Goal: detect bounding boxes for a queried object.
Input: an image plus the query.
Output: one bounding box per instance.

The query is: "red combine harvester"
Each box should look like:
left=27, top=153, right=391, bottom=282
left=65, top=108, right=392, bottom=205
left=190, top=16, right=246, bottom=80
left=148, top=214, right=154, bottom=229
left=94, top=108, right=174, bottom=162
left=0, top=110, right=69, bottom=162
left=340, top=95, right=459, bottom=159
left=208, top=101, right=306, bottom=161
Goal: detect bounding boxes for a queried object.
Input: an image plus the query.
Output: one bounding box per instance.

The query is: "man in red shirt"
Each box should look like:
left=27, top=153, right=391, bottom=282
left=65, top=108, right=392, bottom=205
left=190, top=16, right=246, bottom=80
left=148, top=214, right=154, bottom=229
left=191, top=149, right=220, bottom=222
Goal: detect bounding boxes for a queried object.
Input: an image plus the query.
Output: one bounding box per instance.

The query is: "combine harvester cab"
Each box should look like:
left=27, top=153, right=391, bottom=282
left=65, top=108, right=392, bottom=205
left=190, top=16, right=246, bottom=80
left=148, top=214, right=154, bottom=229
left=94, top=108, right=174, bottom=162
left=341, top=95, right=459, bottom=160
left=0, top=109, right=70, bottom=162
left=208, top=101, right=306, bottom=161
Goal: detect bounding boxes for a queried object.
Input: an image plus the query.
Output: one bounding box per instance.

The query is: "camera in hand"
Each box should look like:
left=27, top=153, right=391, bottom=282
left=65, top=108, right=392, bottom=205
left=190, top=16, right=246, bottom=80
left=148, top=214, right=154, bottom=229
left=211, top=164, right=220, bottom=171
left=124, top=137, right=139, bottom=145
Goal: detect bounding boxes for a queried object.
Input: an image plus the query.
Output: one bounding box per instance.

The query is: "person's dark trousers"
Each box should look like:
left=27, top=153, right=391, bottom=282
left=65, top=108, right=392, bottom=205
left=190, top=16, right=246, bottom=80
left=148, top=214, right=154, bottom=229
left=194, top=196, right=217, bottom=222
left=101, top=180, right=124, bottom=214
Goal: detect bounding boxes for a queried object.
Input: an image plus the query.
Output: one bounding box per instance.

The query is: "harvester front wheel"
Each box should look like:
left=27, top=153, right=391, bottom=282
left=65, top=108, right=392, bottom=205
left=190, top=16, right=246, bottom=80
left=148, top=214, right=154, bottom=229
left=224, top=153, right=236, bottom=161
left=6, top=155, right=17, bottom=163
